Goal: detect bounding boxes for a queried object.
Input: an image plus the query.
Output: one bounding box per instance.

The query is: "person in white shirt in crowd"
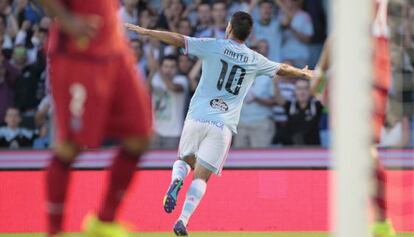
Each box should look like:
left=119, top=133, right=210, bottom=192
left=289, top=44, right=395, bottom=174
left=150, top=55, right=189, bottom=149
left=198, top=0, right=228, bottom=39
left=0, top=106, right=35, bottom=148
left=119, top=0, right=139, bottom=39
left=277, top=0, right=314, bottom=67
left=234, top=39, right=277, bottom=148
left=250, top=0, right=282, bottom=61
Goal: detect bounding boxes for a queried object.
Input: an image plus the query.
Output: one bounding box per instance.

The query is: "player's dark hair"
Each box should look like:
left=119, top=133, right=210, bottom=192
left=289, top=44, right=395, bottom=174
left=161, top=55, right=178, bottom=65
left=230, top=11, right=253, bottom=41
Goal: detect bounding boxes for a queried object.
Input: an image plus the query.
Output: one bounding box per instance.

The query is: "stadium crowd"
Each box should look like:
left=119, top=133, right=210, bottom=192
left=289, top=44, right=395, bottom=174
left=0, top=0, right=413, bottom=149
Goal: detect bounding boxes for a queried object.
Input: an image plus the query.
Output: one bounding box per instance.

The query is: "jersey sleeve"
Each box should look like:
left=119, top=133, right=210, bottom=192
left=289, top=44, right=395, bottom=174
left=182, top=37, right=217, bottom=58
left=256, top=53, right=281, bottom=78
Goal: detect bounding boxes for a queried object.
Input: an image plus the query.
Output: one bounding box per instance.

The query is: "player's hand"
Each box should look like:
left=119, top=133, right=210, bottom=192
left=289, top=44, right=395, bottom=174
left=301, top=65, right=314, bottom=80
left=125, top=23, right=148, bottom=35
left=59, top=14, right=102, bottom=41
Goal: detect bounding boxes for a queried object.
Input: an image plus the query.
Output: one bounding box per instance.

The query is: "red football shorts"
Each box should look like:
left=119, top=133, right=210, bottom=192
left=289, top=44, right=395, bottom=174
left=49, top=51, right=152, bottom=148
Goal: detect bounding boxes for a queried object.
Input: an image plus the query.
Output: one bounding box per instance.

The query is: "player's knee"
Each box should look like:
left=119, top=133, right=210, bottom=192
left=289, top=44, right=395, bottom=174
left=54, top=141, right=81, bottom=164
left=121, top=136, right=151, bottom=157
left=193, top=164, right=212, bottom=182
left=181, top=156, right=196, bottom=169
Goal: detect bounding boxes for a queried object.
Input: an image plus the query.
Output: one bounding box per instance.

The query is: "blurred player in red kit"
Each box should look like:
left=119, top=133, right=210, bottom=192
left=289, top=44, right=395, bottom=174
left=40, top=0, right=152, bottom=236
left=312, top=0, right=395, bottom=236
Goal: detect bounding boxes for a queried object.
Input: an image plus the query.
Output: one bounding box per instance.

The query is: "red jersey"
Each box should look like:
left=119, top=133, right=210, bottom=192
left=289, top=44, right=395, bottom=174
left=48, top=0, right=127, bottom=57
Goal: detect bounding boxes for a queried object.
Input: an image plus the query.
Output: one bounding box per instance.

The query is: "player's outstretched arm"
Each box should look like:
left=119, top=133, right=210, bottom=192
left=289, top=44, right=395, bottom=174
left=125, top=23, right=185, bottom=48
left=276, top=64, right=313, bottom=80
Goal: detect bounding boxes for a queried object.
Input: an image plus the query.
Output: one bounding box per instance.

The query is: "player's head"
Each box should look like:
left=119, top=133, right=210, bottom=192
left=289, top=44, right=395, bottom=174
left=295, top=79, right=311, bottom=103
left=4, top=107, right=21, bottom=129
left=160, top=55, right=178, bottom=79
left=226, top=11, right=253, bottom=42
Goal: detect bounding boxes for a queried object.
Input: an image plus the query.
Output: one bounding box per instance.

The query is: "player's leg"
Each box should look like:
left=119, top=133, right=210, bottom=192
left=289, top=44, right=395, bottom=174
left=164, top=119, right=201, bottom=213
left=371, top=90, right=395, bottom=237
left=97, top=137, right=150, bottom=221
left=46, top=141, right=81, bottom=236
left=372, top=146, right=395, bottom=237
left=174, top=122, right=232, bottom=236
left=174, top=163, right=211, bottom=236
left=83, top=52, right=152, bottom=237
left=47, top=54, right=111, bottom=237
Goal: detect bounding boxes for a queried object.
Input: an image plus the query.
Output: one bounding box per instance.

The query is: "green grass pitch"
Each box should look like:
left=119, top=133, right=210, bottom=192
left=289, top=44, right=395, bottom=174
left=1, top=233, right=414, bottom=237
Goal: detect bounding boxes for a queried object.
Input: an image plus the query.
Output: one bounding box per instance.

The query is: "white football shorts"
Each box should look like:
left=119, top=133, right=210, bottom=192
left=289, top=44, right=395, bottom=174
left=178, top=118, right=232, bottom=175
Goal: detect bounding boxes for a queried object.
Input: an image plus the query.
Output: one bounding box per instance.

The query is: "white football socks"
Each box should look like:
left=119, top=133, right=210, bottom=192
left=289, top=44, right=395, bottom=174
left=171, top=160, right=191, bottom=182
left=178, top=179, right=207, bottom=226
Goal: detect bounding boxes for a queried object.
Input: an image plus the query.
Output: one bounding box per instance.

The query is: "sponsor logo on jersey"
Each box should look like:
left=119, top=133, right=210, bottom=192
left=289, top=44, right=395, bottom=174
left=210, top=98, right=229, bottom=112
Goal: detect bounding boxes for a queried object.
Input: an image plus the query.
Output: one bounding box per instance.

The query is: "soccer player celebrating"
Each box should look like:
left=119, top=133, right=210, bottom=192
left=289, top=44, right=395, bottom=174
left=40, top=1, right=152, bottom=237
left=126, top=12, right=312, bottom=236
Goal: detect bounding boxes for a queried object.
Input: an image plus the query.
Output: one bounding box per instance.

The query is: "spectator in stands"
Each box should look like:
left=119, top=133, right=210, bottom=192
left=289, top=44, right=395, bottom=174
left=138, top=8, right=157, bottom=30
left=178, top=54, right=195, bottom=76
left=156, top=0, right=185, bottom=32
left=150, top=55, right=189, bottom=149
left=198, top=0, right=227, bottom=38
left=119, top=0, right=139, bottom=39
left=26, top=23, right=48, bottom=65
left=33, top=95, right=51, bottom=149
left=0, top=50, right=19, bottom=120
left=0, top=0, right=18, bottom=38
left=234, top=40, right=276, bottom=148
left=177, top=18, right=194, bottom=36
left=13, top=45, right=44, bottom=114
left=277, top=0, right=314, bottom=67
left=15, top=0, right=44, bottom=24
left=274, top=79, right=323, bottom=145
left=272, top=60, right=296, bottom=144
left=130, top=38, right=147, bottom=78
left=0, top=106, right=35, bottom=148
left=250, top=0, right=282, bottom=61
left=302, top=0, right=327, bottom=68
left=194, top=2, right=212, bottom=37
left=0, top=13, right=14, bottom=49
left=228, top=0, right=249, bottom=17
